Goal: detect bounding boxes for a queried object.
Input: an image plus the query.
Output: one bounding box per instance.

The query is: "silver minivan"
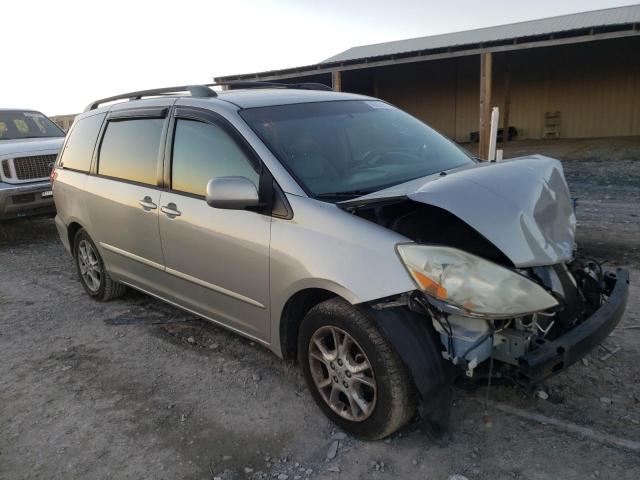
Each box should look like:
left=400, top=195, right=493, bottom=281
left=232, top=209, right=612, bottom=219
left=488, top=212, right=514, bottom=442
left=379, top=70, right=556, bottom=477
left=53, top=83, right=628, bottom=439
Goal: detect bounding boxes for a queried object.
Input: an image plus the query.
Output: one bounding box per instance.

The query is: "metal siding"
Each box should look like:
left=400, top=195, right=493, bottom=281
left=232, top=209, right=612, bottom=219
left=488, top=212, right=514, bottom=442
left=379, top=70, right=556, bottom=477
left=375, top=61, right=458, bottom=139
left=375, top=37, right=640, bottom=141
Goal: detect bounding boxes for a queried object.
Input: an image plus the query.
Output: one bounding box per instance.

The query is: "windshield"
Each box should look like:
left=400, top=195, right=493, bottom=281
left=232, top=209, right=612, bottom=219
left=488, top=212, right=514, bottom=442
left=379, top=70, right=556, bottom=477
left=0, top=110, right=65, bottom=140
left=240, top=100, right=474, bottom=198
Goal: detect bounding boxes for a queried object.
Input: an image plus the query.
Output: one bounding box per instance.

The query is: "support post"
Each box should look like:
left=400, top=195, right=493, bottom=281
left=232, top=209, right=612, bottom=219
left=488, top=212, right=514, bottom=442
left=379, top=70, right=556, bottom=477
left=478, top=52, right=492, bottom=160
left=373, top=74, right=381, bottom=98
left=488, top=107, right=500, bottom=161
left=502, top=60, right=511, bottom=144
left=332, top=71, right=342, bottom=92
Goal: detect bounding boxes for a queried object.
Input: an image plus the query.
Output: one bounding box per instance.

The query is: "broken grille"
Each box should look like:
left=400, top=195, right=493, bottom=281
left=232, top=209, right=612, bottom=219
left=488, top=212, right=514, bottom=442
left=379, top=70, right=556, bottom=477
left=13, top=155, right=57, bottom=180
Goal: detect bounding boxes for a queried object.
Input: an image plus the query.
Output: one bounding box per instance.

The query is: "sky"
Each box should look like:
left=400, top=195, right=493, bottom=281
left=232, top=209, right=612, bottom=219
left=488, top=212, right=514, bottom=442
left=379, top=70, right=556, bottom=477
left=2, top=0, right=635, bottom=115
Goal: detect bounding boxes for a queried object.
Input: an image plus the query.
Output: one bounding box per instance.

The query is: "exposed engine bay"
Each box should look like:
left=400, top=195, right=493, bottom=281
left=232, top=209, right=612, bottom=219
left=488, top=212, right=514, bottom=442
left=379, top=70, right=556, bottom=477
left=347, top=192, right=627, bottom=388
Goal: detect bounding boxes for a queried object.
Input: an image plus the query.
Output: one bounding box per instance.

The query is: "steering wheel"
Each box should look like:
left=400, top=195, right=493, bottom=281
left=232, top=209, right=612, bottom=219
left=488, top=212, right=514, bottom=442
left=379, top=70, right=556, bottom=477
left=356, top=149, right=387, bottom=168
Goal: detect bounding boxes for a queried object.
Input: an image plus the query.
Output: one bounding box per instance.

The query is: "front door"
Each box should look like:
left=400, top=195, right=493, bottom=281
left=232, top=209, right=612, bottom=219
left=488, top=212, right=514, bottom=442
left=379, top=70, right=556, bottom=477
left=158, top=108, right=271, bottom=341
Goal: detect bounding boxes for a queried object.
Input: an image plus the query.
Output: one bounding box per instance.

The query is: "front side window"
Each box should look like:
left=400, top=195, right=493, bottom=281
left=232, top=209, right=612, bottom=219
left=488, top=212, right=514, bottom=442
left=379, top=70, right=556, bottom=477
left=98, top=119, right=164, bottom=185
left=240, top=100, right=475, bottom=199
left=0, top=110, right=65, bottom=140
left=59, top=113, right=106, bottom=172
left=171, top=119, right=259, bottom=197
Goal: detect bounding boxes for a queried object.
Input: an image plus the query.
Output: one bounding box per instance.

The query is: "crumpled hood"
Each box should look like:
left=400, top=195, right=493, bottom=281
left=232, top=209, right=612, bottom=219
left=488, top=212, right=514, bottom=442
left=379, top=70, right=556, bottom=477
left=341, top=155, right=576, bottom=267
left=0, top=137, right=64, bottom=157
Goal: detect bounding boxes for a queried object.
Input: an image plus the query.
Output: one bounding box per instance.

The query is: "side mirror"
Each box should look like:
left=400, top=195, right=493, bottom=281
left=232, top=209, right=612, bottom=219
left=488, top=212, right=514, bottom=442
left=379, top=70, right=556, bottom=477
left=205, top=176, right=260, bottom=210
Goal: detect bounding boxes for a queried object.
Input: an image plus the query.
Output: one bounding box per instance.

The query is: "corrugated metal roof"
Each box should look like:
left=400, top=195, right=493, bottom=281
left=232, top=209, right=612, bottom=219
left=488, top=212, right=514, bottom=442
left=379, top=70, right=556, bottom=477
left=324, top=4, right=640, bottom=63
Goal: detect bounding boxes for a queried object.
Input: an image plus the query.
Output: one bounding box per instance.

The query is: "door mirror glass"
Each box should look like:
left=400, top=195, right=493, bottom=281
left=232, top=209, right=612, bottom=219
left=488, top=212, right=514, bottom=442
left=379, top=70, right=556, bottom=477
left=205, top=176, right=260, bottom=210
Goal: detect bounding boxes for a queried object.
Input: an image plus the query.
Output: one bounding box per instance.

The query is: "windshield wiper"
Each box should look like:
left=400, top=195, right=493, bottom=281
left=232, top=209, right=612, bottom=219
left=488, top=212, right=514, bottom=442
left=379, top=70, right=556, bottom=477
left=315, top=190, right=372, bottom=199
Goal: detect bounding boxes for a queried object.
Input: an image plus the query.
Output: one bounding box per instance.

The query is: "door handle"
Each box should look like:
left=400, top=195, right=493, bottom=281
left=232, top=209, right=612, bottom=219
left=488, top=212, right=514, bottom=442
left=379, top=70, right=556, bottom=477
left=138, top=196, right=157, bottom=210
left=161, top=203, right=181, bottom=217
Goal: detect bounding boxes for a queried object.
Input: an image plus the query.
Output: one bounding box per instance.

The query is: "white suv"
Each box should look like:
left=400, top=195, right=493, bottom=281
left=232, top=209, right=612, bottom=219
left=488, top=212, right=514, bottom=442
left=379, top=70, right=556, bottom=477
left=0, top=109, right=65, bottom=220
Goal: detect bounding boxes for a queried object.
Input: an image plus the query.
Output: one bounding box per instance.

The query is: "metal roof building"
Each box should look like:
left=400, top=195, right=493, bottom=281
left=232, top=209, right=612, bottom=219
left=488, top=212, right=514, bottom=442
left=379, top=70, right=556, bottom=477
left=216, top=5, right=640, bottom=156
left=324, top=5, right=640, bottom=63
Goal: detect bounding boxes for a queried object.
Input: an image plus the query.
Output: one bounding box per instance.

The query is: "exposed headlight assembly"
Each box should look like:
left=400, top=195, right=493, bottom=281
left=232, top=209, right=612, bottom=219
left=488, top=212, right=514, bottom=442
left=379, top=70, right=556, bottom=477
left=396, top=244, right=558, bottom=318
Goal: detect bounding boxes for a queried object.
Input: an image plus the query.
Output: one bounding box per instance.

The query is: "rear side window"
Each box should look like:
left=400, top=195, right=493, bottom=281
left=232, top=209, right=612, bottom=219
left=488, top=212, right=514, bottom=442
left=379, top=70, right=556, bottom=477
left=171, top=119, right=259, bottom=196
left=98, top=119, right=164, bottom=186
left=59, top=113, right=106, bottom=172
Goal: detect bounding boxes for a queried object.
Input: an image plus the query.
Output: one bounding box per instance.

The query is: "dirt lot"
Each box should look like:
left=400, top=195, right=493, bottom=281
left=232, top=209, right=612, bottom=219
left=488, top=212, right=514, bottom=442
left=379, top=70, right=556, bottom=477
left=1, top=138, right=639, bottom=480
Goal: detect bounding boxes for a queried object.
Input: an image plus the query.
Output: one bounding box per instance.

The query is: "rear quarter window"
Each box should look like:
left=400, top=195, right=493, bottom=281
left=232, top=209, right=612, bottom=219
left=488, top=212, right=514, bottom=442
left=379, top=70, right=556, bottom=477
left=59, top=113, right=106, bottom=172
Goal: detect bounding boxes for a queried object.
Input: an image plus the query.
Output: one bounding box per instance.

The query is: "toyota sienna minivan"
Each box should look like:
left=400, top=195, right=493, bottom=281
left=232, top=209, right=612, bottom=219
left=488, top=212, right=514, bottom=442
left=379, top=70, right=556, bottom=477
left=53, top=83, right=628, bottom=439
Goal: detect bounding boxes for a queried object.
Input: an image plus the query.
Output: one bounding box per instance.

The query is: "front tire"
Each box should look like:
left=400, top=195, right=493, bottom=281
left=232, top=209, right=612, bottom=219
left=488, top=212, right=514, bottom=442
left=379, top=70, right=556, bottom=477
left=73, top=229, right=126, bottom=301
left=298, top=298, right=416, bottom=439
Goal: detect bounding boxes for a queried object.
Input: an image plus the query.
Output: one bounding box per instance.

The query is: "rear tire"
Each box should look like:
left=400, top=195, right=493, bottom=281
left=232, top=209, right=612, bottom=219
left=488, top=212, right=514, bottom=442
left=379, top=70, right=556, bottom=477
left=298, top=297, right=416, bottom=439
left=73, top=229, right=126, bottom=301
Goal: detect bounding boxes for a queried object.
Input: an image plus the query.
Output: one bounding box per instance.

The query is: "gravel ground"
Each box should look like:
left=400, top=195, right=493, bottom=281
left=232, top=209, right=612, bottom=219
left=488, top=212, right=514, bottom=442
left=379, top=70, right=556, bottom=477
left=1, top=138, right=639, bottom=480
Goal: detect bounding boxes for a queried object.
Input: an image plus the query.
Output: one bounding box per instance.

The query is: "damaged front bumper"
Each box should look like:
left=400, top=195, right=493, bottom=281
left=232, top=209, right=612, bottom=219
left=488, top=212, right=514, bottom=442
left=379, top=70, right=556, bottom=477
left=366, top=266, right=628, bottom=439
left=414, top=262, right=630, bottom=389
left=517, top=268, right=629, bottom=385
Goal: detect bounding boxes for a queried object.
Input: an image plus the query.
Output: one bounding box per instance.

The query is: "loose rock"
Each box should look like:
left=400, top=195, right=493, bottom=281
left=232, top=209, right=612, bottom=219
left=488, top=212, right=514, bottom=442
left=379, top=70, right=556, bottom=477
left=326, top=440, right=339, bottom=460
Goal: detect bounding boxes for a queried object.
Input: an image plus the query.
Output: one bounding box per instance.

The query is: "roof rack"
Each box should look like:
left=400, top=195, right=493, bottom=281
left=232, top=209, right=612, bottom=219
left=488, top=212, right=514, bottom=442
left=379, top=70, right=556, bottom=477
left=84, top=81, right=333, bottom=112
left=84, top=84, right=218, bottom=111
left=222, top=81, right=333, bottom=91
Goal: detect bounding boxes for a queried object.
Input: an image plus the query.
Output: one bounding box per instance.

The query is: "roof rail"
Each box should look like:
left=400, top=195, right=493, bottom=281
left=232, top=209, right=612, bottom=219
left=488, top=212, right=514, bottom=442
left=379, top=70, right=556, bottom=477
left=221, top=81, right=333, bottom=91
left=84, top=84, right=217, bottom=112
left=84, top=81, right=334, bottom=112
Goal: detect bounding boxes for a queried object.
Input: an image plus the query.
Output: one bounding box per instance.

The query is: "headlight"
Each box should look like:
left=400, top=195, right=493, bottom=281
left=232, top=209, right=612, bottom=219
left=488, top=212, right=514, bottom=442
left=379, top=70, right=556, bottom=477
left=396, top=244, right=558, bottom=317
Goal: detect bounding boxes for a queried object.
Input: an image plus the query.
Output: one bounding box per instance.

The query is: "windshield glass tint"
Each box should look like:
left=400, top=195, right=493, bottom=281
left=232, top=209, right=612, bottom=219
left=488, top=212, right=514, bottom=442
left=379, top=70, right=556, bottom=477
left=240, top=100, right=474, bottom=197
left=0, top=110, right=65, bottom=140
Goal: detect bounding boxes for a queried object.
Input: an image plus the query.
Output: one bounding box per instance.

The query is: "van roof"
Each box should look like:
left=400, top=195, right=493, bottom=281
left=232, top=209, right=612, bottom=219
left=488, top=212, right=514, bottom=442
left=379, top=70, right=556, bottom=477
left=215, top=88, right=369, bottom=109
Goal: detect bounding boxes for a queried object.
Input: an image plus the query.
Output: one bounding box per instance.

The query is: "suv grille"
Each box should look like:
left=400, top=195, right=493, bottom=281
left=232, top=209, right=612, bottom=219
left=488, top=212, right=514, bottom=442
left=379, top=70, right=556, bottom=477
left=13, top=155, right=57, bottom=180
left=1, top=159, right=10, bottom=178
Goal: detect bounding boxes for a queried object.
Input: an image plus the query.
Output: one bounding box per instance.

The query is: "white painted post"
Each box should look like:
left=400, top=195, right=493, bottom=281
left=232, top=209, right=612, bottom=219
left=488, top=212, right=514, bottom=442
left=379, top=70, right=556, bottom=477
left=488, top=106, right=499, bottom=162
left=496, top=149, right=504, bottom=162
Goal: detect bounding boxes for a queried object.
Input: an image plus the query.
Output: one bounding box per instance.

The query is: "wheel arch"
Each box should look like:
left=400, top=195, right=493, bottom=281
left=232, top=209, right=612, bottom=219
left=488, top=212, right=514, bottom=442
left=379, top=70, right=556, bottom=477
left=278, top=288, right=340, bottom=360
left=67, top=221, right=85, bottom=255
left=360, top=303, right=458, bottom=409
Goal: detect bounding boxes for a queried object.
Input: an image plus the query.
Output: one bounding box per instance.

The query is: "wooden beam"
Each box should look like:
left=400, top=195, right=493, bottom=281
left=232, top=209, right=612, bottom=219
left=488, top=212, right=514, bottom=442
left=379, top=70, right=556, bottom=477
left=478, top=52, right=492, bottom=160
left=332, top=71, right=342, bottom=92
left=502, top=60, right=512, bottom=144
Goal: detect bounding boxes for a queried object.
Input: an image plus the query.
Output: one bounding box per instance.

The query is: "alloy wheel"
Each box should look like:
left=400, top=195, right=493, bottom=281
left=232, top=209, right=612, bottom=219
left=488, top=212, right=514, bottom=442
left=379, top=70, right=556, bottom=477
left=308, top=326, right=377, bottom=422
left=78, top=239, right=102, bottom=292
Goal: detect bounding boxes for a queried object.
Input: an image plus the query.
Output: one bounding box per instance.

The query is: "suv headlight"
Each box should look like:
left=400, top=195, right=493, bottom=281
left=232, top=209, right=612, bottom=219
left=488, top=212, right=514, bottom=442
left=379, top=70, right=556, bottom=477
left=396, top=244, right=558, bottom=318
